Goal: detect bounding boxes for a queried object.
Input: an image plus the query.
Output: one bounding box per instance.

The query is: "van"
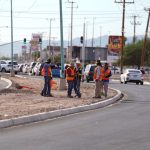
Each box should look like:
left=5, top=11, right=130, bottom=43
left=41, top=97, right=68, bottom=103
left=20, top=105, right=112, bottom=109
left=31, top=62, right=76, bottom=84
left=84, top=64, right=96, bottom=82
left=84, top=61, right=108, bottom=82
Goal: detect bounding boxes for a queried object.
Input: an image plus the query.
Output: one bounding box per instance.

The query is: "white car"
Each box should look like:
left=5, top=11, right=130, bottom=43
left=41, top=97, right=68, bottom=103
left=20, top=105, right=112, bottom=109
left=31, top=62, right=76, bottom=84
left=0, top=60, right=20, bottom=73
left=33, top=62, right=41, bottom=75
left=22, top=64, right=30, bottom=73
left=120, top=69, right=143, bottom=85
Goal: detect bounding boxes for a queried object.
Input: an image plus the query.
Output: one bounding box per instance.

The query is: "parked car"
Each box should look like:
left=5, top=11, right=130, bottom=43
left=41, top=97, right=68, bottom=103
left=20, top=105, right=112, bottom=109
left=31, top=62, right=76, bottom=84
left=84, top=64, right=96, bottom=82
left=120, top=68, right=143, bottom=85
left=28, top=62, right=36, bottom=75
left=0, top=60, right=20, bottom=73
left=22, top=64, right=30, bottom=73
left=18, top=64, right=24, bottom=72
left=84, top=61, right=108, bottom=82
left=33, top=62, right=41, bottom=75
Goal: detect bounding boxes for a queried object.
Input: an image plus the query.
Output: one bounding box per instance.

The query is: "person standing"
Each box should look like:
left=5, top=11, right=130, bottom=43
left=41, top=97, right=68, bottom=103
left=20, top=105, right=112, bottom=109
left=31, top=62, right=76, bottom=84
left=73, top=60, right=82, bottom=98
left=93, top=60, right=104, bottom=98
left=102, top=63, right=112, bottom=97
left=41, top=59, right=53, bottom=97
left=66, top=62, right=75, bottom=98
left=75, top=60, right=82, bottom=92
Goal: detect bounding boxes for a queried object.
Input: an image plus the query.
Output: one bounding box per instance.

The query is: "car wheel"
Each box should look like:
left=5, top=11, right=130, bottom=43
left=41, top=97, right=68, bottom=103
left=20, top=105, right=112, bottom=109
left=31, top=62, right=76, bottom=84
left=140, top=82, right=143, bottom=85
left=136, top=82, right=139, bottom=85
left=120, top=79, right=123, bottom=84
left=1, top=68, right=6, bottom=72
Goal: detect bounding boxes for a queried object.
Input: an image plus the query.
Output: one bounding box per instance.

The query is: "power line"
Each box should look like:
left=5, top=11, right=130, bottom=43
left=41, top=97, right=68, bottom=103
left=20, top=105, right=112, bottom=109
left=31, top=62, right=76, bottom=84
left=27, top=0, right=38, bottom=11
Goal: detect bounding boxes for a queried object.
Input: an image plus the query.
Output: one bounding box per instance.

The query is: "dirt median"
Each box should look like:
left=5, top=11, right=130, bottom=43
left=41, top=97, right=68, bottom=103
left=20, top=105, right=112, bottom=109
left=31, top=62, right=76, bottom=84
left=0, top=76, right=117, bottom=120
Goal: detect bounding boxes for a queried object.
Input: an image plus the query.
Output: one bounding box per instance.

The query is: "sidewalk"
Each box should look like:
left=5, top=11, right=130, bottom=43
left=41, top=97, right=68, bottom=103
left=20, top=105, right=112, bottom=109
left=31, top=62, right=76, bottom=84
left=0, top=75, right=122, bottom=128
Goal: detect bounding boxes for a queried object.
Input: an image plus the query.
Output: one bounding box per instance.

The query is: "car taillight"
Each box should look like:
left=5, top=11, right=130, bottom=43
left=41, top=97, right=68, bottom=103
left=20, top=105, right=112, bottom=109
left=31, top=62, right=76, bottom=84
left=88, top=71, right=91, bottom=75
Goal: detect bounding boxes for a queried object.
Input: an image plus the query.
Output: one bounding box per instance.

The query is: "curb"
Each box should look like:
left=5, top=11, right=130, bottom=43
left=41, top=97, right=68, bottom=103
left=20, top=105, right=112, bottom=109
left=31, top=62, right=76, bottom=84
left=0, top=88, right=122, bottom=129
left=0, top=77, right=12, bottom=89
left=111, top=79, right=150, bottom=85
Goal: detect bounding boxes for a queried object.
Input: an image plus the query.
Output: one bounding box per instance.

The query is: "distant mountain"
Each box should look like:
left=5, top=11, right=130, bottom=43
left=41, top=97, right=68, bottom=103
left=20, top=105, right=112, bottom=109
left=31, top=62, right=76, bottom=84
left=0, top=35, right=145, bottom=57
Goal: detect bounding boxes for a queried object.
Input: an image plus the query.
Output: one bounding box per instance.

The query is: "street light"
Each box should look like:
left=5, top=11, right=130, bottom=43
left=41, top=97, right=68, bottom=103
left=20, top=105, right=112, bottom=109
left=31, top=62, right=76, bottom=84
left=47, top=18, right=55, bottom=57
left=10, top=0, right=14, bottom=77
left=59, top=0, right=66, bottom=90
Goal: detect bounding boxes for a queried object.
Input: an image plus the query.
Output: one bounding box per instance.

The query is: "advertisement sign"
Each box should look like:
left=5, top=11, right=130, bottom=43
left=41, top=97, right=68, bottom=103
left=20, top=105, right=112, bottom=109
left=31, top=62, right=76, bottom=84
left=108, top=36, right=122, bottom=53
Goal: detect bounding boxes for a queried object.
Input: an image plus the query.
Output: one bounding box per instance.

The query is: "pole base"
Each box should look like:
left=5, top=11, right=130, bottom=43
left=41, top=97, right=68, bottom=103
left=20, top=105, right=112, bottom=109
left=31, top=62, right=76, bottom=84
left=10, top=70, right=15, bottom=77
left=59, top=78, right=66, bottom=90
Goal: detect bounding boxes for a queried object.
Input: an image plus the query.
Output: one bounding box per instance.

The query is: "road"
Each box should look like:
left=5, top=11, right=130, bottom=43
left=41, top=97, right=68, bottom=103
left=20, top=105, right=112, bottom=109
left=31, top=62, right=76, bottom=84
left=0, top=80, right=150, bottom=150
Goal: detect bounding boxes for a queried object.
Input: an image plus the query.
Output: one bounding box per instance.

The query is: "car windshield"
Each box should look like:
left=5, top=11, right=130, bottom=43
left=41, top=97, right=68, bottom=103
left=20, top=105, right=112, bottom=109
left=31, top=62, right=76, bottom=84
left=8, top=62, right=18, bottom=65
left=128, top=70, right=141, bottom=74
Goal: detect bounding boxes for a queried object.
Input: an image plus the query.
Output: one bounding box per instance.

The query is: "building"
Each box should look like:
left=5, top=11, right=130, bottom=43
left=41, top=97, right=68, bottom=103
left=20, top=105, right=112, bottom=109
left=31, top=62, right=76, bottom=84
left=66, top=46, right=107, bottom=63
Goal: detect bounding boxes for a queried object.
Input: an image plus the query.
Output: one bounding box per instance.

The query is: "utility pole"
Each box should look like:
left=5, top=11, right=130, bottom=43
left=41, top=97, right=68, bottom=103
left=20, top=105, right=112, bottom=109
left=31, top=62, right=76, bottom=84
left=91, top=17, right=96, bottom=48
left=59, top=0, right=66, bottom=90
left=140, top=8, right=150, bottom=68
left=10, top=0, right=14, bottom=77
left=131, top=15, right=141, bottom=43
left=115, top=0, right=134, bottom=73
left=100, top=26, right=102, bottom=47
left=82, top=19, right=86, bottom=70
left=47, top=18, right=55, bottom=57
left=67, top=0, right=77, bottom=54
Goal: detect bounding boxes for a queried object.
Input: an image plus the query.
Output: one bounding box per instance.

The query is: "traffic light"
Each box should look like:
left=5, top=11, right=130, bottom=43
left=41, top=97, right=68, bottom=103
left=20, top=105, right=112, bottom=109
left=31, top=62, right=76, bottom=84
left=39, top=38, right=42, bottom=44
left=23, top=38, right=26, bottom=44
left=80, top=36, right=83, bottom=44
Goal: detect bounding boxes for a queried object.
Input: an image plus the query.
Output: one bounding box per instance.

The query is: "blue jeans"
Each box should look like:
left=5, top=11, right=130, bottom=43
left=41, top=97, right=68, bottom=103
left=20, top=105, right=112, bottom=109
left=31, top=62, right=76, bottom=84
left=42, top=76, right=51, bottom=96
left=73, top=79, right=81, bottom=96
left=74, top=79, right=81, bottom=97
left=67, top=80, right=74, bottom=96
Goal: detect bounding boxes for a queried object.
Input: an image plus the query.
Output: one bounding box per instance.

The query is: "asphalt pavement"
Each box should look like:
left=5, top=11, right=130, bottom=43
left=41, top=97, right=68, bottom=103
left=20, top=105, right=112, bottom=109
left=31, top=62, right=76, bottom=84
left=0, top=81, right=150, bottom=150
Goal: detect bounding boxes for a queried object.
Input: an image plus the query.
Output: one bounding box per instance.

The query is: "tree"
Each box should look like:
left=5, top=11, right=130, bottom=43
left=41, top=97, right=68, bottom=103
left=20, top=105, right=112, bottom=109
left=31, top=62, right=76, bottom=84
left=0, top=56, right=10, bottom=60
left=122, top=39, right=150, bottom=68
left=32, top=51, right=40, bottom=61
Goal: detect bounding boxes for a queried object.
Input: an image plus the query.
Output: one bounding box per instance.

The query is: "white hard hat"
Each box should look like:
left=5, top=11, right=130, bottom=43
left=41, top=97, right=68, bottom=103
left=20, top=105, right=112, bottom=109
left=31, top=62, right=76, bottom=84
left=76, top=60, right=81, bottom=64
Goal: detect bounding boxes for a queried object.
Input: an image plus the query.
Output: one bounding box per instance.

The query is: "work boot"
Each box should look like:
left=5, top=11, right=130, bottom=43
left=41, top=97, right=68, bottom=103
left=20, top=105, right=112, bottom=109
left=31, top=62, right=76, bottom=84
left=67, top=95, right=73, bottom=98
left=46, top=94, right=53, bottom=97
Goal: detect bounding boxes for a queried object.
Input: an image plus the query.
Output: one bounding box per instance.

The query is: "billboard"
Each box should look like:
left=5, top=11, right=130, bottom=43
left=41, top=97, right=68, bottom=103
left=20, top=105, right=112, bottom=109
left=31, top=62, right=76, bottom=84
left=108, top=36, right=122, bottom=53
left=30, top=33, right=42, bottom=51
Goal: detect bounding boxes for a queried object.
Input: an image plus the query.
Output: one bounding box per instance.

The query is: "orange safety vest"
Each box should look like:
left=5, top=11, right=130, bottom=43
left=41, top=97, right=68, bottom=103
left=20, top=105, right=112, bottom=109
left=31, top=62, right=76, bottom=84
left=66, top=67, right=74, bottom=81
left=41, top=66, right=52, bottom=77
left=93, top=66, right=104, bottom=80
left=103, top=69, right=111, bottom=81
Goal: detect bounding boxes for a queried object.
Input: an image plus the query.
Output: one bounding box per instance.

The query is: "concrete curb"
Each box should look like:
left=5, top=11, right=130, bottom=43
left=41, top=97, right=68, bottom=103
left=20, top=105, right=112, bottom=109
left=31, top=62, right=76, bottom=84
left=0, top=88, right=122, bottom=129
left=1, top=77, right=12, bottom=89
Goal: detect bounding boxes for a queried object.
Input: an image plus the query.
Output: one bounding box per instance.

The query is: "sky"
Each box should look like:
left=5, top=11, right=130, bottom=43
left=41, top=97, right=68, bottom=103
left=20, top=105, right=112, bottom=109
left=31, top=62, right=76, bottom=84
left=0, top=0, right=150, bottom=45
